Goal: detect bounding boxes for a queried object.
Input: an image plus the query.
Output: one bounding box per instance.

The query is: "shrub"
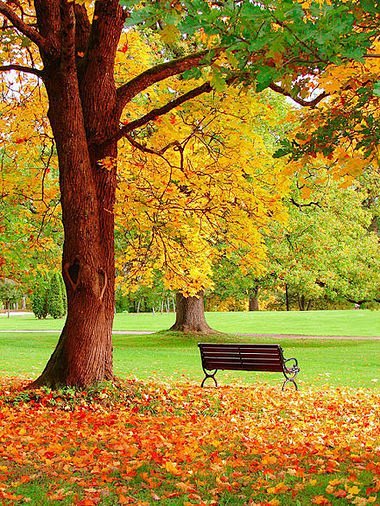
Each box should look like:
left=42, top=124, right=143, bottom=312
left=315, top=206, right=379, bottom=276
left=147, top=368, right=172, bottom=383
left=31, top=275, right=49, bottom=319
left=47, top=272, right=66, bottom=319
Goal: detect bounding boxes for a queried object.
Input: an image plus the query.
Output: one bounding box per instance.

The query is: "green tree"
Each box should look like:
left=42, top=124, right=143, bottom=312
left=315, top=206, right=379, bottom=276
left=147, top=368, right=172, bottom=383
left=0, top=279, right=22, bottom=315
left=47, top=272, right=66, bottom=319
left=269, top=173, right=380, bottom=309
left=58, top=273, right=68, bottom=314
left=31, top=274, right=49, bottom=319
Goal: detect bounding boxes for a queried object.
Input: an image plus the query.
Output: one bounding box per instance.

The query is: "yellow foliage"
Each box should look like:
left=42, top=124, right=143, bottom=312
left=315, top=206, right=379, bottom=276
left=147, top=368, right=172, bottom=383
left=116, top=87, right=291, bottom=294
left=292, top=42, right=380, bottom=171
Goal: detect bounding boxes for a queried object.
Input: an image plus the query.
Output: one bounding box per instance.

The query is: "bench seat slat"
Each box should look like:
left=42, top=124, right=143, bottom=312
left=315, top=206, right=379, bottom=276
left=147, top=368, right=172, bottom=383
left=202, top=357, right=283, bottom=364
left=203, top=362, right=284, bottom=372
left=201, top=356, right=280, bottom=363
left=200, top=345, right=279, bottom=351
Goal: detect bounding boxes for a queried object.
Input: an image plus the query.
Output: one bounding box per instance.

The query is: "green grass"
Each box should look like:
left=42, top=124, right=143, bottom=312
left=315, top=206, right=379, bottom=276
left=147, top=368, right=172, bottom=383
left=1, top=309, right=379, bottom=336
left=0, top=331, right=378, bottom=388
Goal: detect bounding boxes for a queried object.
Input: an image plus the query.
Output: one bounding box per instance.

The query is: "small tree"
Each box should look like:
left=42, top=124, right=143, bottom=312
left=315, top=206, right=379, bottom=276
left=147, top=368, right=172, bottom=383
left=31, top=275, right=49, bottom=319
left=58, top=272, right=68, bottom=314
left=0, top=279, right=22, bottom=316
left=47, top=272, right=66, bottom=319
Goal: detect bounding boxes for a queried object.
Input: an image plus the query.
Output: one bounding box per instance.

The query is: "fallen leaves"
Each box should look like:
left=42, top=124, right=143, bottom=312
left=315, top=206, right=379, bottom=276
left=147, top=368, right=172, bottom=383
left=0, top=379, right=378, bottom=504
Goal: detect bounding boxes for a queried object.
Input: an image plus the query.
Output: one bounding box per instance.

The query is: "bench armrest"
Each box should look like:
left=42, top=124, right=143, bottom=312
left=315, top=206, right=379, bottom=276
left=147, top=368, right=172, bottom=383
left=284, top=357, right=300, bottom=375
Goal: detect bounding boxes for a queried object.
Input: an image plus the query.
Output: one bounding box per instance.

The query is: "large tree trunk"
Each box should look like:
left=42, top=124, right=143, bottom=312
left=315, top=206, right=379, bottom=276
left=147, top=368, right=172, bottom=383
left=32, top=2, right=124, bottom=388
left=170, top=292, right=215, bottom=333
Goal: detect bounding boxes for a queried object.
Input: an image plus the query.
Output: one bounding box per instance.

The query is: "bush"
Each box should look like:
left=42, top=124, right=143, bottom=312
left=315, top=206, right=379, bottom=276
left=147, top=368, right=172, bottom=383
left=47, top=272, right=65, bottom=319
left=31, top=272, right=66, bottom=319
left=31, top=275, right=49, bottom=319
left=58, top=271, right=67, bottom=312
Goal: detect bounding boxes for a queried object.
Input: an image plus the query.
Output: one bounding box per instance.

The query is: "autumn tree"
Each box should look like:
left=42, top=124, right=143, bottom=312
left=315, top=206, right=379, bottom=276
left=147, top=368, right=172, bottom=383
left=0, top=0, right=377, bottom=386
left=276, top=41, right=380, bottom=164
left=116, top=87, right=289, bottom=332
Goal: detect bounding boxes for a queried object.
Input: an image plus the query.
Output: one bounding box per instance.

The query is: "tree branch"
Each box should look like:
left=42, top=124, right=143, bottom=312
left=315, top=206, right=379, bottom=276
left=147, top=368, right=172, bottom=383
left=116, top=49, right=218, bottom=116
left=125, top=134, right=181, bottom=157
left=74, top=4, right=91, bottom=58
left=0, top=1, right=48, bottom=51
left=0, top=64, right=43, bottom=79
left=269, top=82, right=328, bottom=107
left=115, top=82, right=214, bottom=141
left=290, top=197, right=321, bottom=209
left=85, top=0, right=125, bottom=75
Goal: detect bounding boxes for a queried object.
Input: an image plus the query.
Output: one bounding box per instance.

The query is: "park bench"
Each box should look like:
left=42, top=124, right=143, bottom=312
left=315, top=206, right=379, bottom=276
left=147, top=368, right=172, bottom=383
left=198, top=343, right=300, bottom=390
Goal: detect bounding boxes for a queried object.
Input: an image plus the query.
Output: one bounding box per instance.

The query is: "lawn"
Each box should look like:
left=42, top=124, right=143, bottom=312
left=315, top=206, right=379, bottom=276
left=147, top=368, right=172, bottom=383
left=0, top=331, right=379, bottom=388
left=1, top=309, right=379, bottom=336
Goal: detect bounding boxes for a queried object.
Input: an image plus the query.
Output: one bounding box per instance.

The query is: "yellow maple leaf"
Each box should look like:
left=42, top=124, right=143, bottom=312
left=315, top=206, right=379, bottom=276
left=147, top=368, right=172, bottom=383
left=347, top=485, right=361, bottom=495
left=164, top=461, right=182, bottom=476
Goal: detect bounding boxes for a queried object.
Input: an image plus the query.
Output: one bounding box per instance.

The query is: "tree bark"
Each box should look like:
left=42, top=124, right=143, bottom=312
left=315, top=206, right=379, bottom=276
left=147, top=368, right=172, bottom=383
left=248, top=287, right=259, bottom=311
left=170, top=292, right=215, bottom=333
left=32, top=92, right=117, bottom=387
left=285, top=284, right=290, bottom=311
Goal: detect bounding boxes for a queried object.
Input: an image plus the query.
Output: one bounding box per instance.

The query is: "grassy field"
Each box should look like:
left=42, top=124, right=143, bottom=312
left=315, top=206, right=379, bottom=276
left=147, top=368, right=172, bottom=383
left=0, top=310, right=378, bottom=388
left=0, top=331, right=378, bottom=388
left=1, top=309, right=380, bottom=336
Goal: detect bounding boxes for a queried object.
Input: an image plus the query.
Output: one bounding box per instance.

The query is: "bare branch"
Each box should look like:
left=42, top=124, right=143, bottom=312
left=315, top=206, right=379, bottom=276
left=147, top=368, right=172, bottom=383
left=116, top=49, right=219, bottom=116
left=0, top=64, right=43, bottom=79
left=269, top=82, right=328, bottom=107
left=0, top=1, right=48, bottom=51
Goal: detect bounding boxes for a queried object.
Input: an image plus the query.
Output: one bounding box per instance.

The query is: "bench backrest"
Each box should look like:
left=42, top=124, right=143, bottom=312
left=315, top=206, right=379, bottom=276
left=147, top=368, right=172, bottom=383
left=198, top=343, right=285, bottom=372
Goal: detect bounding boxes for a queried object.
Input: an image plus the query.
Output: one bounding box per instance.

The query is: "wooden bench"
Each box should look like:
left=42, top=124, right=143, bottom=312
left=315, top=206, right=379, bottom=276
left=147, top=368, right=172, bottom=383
left=198, top=343, right=300, bottom=390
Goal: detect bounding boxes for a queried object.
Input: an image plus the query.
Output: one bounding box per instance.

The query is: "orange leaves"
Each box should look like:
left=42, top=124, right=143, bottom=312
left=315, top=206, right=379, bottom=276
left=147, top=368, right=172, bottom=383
left=262, top=455, right=277, bottom=466
left=0, top=379, right=378, bottom=504
left=266, top=482, right=288, bottom=494
left=98, top=156, right=117, bottom=172
left=312, top=495, right=331, bottom=505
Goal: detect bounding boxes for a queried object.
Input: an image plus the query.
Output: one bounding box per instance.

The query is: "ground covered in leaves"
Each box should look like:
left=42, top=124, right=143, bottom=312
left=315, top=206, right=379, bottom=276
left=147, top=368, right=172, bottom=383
left=0, top=379, right=379, bottom=505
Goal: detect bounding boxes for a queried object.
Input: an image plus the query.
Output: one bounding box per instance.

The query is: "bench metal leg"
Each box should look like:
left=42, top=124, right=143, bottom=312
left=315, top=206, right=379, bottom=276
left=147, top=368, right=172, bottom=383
left=282, top=377, right=298, bottom=391
left=282, top=359, right=300, bottom=391
left=201, top=368, right=218, bottom=387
